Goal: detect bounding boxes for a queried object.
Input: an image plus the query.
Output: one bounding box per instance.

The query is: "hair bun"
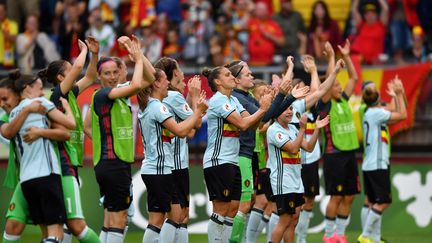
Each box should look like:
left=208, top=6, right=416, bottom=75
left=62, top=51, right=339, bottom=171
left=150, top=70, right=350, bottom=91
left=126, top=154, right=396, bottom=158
left=201, top=68, right=212, bottom=78
left=37, top=68, right=48, bottom=79
left=8, top=69, right=21, bottom=81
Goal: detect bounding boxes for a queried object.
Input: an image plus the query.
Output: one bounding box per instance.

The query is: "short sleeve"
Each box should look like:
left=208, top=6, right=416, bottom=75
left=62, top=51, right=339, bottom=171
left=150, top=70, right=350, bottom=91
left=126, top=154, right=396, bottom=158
left=38, top=97, right=55, bottom=112
left=167, top=92, right=193, bottom=121
left=268, top=125, right=290, bottom=149
left=154, top=102, right=173, bottom=124
left=232, top=97, right=246, bottom=114
left=213, top=95, right=237, bottom=119
left=371, top=108, right=391, bottom=124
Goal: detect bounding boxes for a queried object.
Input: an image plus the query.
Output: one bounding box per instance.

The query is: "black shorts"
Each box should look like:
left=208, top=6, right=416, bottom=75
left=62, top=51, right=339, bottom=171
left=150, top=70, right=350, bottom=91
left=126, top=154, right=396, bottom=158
left=257, top=168, right=273, bottom=201
left=172, top=168, right=190, bottom=208
left=204, top=163, right=242, bottom=202
left=95, top=159, right=132, bottom=212
left=301, top=160, right=320, bottom=197
left=363, top=169, right=392, bottom=204
left=142, top=174, right=177, bottom=212
left=252, top=152, right=259, bottom=190
left=274, top=193, right=305, bottom=215
left=21, top=174, right=66, bottom=225
left=323, top=152, right=361, bottom=195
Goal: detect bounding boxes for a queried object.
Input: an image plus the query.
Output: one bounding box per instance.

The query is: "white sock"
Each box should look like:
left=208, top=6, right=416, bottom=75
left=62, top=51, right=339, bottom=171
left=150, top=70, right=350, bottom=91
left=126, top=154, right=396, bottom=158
left=3, top=232, right=21, bottom=241
left=208, top=213, right=224, bottom=242
left=142, top=225, right=160, bottom=243
left=176, top=224, right=188, bottom=243
left=324, top=217, right=336, bottom=237
left=361, top=205, right=370, bottom=230
left=335, top=215, right=349, bottom=236
left=267, top=212, right=279, bottom=242
left=99, top=227, right=108, bottom=243
left=243, top=213, right=250, bottom=242
left=160, top=219, right=178, bottom=243
left=257, top=214, right=270, bottom=240
left=295, top=209, right=312, bottom=242
left=222, top=217, right=233, bottom=242
left=43, top=236, right=60, bottom=242
left=362, top=209, right=382, bottom=238
left=77, top=226, right=89, bottom=240
left=63, top=226, right=72, bottom=243
left=246, top=208, right=263, bottom=243
left=106, top=228, right=124, bottom=243
left=371, top=213, right=383, bottom=242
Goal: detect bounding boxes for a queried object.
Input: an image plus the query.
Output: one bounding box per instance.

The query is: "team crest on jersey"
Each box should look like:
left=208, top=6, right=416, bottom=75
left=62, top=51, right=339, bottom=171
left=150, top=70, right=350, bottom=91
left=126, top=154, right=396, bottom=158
left=9, top=203, right=15, bottom=211
left=160, top=105, right=169, bottom=114
left=275, top=132, right=284, bottom=142
left=223, top=189, right=230, bottom=197
left=222, top=103, right=232, bottom=112
left=289, top=201, right=294, bottom=208
left=245, top=179, right=251, bottom=188
left=183, top=104, right=191, bottom=112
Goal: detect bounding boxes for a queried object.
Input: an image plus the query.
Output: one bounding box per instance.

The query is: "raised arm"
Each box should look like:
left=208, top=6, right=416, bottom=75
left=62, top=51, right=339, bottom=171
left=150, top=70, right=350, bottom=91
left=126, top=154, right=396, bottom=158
left=226, top=93, right=272, bottom=131
left=301, top=115, right=329, bottom=152
left=387, top=77, right=407, bottom=124
left=60, top=39, right=87, bottom=95
left=305, top=59, right=344, bottom=109
left=118, top=35, right=155, bottom=87
left=378, top=0, right=389, bottom=26
left=77, top=36, right=99, bottom=94
left=162, top=95, right=208, bottom=138
left=281, top=115, right=306, bottom=154
left=323, top=41, right=335, bottom=78
left=339, top=39, right=359, bottom=97
left=301, top=55, right=319, bottom=93
left=351, top=0, right=362, bottom=27
left=107, top=37, right=145, bottom=100
left=1, top=101, right=46, bottom=139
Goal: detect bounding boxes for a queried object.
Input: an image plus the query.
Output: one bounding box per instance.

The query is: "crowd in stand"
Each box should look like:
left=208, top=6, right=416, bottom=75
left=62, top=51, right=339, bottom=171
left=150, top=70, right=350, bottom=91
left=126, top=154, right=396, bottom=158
left=0, top=0, right=431, bottom=72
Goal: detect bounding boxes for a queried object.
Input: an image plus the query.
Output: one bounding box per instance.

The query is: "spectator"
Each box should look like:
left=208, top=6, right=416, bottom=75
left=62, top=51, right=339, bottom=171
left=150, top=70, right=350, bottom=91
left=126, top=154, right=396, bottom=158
left=16, top=15, right=60, bottom=74
left=247, top=1, right=284, bottom=66
left=88, top=0, right=120, bottom=24
left=139, top=19, right=162, bottom=64
left=7, top=0, right=39, bottom=28
left=351, top=0, right=389, bottom=64
left=0, top=1, right=18, bottom=69
left=388, top=0, right=418, bottom=64
left=129, top=0, right=156, bottom=29
left=221, top=0, right=254, bottom=45
left=58, top=0, right=87, bottom=61
left=405, top=25, right=428, bottom=62
left=272, top=0, right=306, bottom=61
left=221, top=25, right=244, bottom=63
left=209, top=35, right=224, bottom=66
left=307, top=0, right=341, bottom=62
left=180, top=0, right=214, bottom=65
left=156, top=0, right=182, bottom=24
left=86, top=9, right=115, bottom=56
left=416, top=0, right=432, bottom=54
left=163, top=29, right=182, bottom=60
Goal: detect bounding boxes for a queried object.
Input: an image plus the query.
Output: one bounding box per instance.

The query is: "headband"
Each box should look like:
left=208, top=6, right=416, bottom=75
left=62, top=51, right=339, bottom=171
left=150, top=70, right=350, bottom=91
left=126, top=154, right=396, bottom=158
left=98, top=60, right=117, bottom=73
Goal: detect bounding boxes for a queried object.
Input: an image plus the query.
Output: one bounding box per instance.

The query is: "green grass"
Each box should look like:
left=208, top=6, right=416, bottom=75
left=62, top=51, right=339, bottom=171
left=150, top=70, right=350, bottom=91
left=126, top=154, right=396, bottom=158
left=16, top=230, right=432, bottom=243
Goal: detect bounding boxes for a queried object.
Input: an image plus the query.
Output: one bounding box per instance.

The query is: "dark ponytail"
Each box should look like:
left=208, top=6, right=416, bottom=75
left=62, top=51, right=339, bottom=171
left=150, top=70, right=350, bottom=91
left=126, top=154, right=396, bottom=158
left=137, top=68, right=164, bottom=110
left=8, top=69, right=39, bottom=93
left=362, top=88, right=380, bottom=107
left=38, top=60, right=67, bottom=85
left=202, top=66, right=223, bottom=92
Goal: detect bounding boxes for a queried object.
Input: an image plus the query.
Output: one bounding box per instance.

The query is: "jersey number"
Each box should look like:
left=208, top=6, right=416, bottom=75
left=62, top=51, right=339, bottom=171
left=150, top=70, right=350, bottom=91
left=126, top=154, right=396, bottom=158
left=364, top=121, right=370, bottom=147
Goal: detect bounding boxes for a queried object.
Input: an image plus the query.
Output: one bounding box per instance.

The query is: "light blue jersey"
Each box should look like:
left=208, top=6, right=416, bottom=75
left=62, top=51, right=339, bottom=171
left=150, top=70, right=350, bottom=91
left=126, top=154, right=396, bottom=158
left=139, top=97, right=174, bottom=175
left=289, top=99, right=321, bottom=164
left=9, top=97, right=59, bottom=182
left=203, top=91, right=246, bottom=169
left=163, top=90, right=193, bottom=170
left=267, top=121, right=304, bottom=195
left=362, top=107, right=391, bottom=171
